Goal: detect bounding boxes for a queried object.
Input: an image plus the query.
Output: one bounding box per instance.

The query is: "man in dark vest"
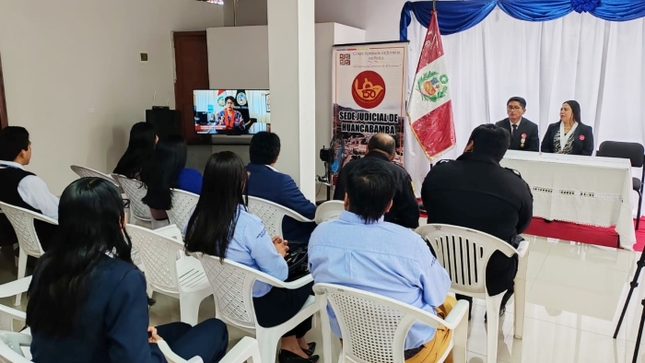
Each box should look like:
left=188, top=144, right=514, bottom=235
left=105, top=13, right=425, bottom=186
left=334, top=133, right=419, bottom=229
left=0, top=126, right=59, bottom=251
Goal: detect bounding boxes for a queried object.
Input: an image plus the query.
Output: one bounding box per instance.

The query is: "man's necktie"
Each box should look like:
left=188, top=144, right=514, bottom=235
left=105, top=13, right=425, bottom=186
left=512, top=124, right=518, bottom=135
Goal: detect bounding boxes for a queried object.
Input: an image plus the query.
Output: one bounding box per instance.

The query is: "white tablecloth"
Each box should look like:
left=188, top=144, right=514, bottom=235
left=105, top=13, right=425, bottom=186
left=501, top=150, right=636, bottom=250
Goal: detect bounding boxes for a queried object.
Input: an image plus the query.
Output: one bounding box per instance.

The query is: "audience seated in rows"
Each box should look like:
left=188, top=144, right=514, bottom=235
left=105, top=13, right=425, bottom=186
left=27, top=178, right=228, bottom=363
left=113, top=122, right=158, bottom=179
left=141, top=135, right=203, bottom=222
left=185, top=151, right=318, bottom=363
left=0, top=126, right=59, bottom=251
left=309, top=161, right=454, bottom=363
left=421, top=124, right=533, bottom=318
left=246, top=132, right=317, bottom=244
left=333, top=133, right=419, bottom=229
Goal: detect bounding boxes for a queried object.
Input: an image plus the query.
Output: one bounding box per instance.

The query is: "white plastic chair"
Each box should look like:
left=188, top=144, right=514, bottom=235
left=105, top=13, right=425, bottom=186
left=167, top=189, right=200, bottom=237
left=126, top=224, right=212, bottom=326
left=69, top=165, right=118, bottom=186
left=314, top=201, right=344, bottom=224
left=0, top=277, right=31, bottom=363
left=313, top=283, right=469, bottom=363
left=112, top=174, right=153, bottom=223
left=198, top=255, right=318, bottom=363
left=0, top=203, right=57, bottom=306
left=246, top=196, right=314, bottom=238
left=415, top=224, right=530, bottom=363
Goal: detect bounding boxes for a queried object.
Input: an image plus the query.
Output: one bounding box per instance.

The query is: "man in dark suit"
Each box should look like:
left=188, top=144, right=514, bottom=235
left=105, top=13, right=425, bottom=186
left=333, top=133, right=419, bottom=229
left=246, top=132, right=317, bottom=244
left=495, top=96, right=539, bottom=152
left=421, top=124, right=533, bottom=318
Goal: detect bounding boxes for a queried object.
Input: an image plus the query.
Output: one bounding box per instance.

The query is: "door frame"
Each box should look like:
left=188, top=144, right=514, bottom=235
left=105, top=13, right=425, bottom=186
left=0, top=53, right=7, bottom=128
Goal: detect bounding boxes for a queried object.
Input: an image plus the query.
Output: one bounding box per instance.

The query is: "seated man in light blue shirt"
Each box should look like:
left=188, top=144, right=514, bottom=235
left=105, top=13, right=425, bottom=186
left=309, top=162, right=455, bottom=363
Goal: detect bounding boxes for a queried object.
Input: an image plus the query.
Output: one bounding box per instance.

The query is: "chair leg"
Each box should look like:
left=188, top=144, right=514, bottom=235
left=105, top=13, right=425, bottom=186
left=179, top=293, right=201, bottom=326
left=637, top=191, right=643, bottom=230
left=14, top=252, right=28, bottom=306
left=256, top=329, right=280, bottom=363
left=485, top=295, right=503, bottom=363
left=514, top=278, right=526, bottom=339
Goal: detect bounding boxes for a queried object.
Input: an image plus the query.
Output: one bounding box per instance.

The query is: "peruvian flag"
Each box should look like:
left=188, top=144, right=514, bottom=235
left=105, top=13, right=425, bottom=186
left=408, top=11, right=456, bottom=159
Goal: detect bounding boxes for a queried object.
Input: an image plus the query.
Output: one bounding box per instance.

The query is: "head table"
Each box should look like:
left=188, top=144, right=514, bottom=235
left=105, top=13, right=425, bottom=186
left=500, top=150, right=636, bottom=250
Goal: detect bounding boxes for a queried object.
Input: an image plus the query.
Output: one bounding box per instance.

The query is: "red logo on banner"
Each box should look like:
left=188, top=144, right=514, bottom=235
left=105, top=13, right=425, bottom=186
left=579, top=135, right=585, bottom=141
left=351, top=71, right=386, bottom=109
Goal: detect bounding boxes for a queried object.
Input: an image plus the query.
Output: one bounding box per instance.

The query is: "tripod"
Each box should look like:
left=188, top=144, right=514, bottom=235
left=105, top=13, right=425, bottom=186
left=614, top=248, right=645, bottom=363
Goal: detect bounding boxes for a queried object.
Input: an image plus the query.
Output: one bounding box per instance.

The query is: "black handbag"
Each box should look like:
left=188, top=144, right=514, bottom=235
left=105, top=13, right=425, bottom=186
left=286, top=244, right=309, bottom=281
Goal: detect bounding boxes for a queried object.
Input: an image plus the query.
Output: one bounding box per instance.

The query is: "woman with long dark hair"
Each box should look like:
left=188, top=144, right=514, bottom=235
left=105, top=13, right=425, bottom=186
left=27, top=178, right=228, bottom=363
left=141, top=135, right=203, bottom=221
left=114, top=122, right=158, bottom=178
left=185, top=152, right=317, bottom=363
left=541, top=100, right=594, bottom=155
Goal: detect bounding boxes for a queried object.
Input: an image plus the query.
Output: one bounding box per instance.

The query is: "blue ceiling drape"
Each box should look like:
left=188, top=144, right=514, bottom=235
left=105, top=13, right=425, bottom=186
left=400, top=0, right=645, bottom=39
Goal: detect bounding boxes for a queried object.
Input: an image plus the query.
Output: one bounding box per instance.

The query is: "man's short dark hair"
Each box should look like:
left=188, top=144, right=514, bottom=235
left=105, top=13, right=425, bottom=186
left=346, top=161, right=396, bottom=224
left=249, top=132, right=281, bottom=165
left=468, top=124, right=510, bottom=162
left=507, top=96, right=526, bottom=109
left=367, top=133, right=396, bottom=157
left=0, top=126, right=30, bottom=161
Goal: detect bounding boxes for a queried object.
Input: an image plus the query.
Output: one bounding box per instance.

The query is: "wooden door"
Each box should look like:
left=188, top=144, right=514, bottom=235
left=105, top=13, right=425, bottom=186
left=0, top=52, right=7, bottom=128
left=174, top=31, right=210, bottom=145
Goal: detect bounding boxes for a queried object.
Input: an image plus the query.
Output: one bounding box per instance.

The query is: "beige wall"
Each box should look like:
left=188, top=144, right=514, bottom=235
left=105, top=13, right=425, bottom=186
left=0, top=0, right=225, bottom=194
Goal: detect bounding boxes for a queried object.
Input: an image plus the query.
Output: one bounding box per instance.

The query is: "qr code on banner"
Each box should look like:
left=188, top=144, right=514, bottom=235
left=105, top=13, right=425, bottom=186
left=339, top=54, right=351, bottom=66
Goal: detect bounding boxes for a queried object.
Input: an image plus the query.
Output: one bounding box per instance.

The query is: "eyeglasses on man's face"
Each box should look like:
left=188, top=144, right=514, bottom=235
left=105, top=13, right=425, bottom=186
left=507, top=106, right=523, bottom=111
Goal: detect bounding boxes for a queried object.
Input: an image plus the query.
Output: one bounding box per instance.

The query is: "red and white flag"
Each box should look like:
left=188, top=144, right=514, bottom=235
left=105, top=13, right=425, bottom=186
left=408, top=11, right=456, bottom=159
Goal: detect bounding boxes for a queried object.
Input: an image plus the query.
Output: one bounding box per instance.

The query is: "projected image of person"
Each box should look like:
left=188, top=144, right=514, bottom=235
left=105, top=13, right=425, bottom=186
left=216, top=96, right=245, bottom=131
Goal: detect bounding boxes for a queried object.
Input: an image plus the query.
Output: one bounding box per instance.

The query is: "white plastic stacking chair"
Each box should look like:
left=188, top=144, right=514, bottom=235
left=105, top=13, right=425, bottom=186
left=69, top=165, right=118, bottom=186
left=126, top=224, right=212, bottom=326
left=0, top=277, right=31, bottom=363
left=0, top=203, right=57, bottom=306
left=246, top=196, right=314, bottom=238
left=112, top=174, right=152, bottom=223
left=415, top=224, right=530, bottom=363
left=168, top=189, right=200, bottom=237
left=313, top=283, right=469, bottom=363
left=198, top=255, right=318, bottom=363
left=314, top=201, right=344, bottom=224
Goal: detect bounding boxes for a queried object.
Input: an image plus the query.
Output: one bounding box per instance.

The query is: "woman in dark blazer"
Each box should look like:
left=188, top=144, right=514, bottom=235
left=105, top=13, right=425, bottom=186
left=27, top=178, right=228, bottom=363
left=541, top=100, right=594, bottom=156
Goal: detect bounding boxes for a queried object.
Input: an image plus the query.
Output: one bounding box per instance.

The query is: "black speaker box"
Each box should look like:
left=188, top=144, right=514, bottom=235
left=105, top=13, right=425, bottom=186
left=146, top=107, right=181, bottom=141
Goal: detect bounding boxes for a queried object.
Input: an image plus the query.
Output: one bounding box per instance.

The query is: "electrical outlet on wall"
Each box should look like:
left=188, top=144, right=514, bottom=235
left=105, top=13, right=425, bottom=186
left=140, top=52, right=149, bottom=63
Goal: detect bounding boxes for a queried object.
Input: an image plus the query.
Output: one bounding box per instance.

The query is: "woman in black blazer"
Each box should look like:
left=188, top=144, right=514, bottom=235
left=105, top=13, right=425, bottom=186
left=541, top=100, right=594, bottom=156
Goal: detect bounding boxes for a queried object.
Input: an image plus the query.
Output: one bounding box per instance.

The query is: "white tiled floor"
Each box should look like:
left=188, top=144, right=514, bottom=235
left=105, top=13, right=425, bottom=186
left=3, top=235, right=645, bottom=362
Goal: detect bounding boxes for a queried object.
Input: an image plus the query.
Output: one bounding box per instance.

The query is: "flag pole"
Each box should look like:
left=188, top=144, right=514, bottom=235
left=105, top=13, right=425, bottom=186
left=433, top=0, right=436, bottom=12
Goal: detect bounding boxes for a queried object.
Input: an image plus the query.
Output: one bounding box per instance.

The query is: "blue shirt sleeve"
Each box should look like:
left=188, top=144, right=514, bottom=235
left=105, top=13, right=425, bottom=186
left=105, top=269, right=165, bottom=363
left=416, top=240, right=451, bottom=308
left=279, top=174, right=316, bottom=219
left=245, top=217, right=289, bottom=281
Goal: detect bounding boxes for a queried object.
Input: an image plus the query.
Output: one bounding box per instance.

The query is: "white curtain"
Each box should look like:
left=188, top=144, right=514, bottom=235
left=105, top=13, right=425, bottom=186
left=405, top=8, right=645, bottom=197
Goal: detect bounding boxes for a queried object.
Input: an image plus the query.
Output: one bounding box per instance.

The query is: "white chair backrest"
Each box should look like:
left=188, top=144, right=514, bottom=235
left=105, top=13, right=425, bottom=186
left=168, top=189, right=199, bottom=235
left=198, top=255, right=267, bottom=331
left=416, top=224, right=517, bottom=295
left=313, top=283, right=452, bottom=363
left=112, top=174, right=152, bottom=221
left=0, top=202, right=56, bottom=257
left=126, top=224, right=183, bottom=295
left=70, top=165, right=117, bottom=186
left=246, top=196, right=312, bottom=237
left=314, top=201, right=344, bottom=224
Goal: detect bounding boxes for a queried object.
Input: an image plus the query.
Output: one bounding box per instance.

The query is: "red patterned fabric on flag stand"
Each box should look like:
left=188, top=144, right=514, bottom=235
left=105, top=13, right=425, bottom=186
left=408, top=10, right=456, bottom=159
